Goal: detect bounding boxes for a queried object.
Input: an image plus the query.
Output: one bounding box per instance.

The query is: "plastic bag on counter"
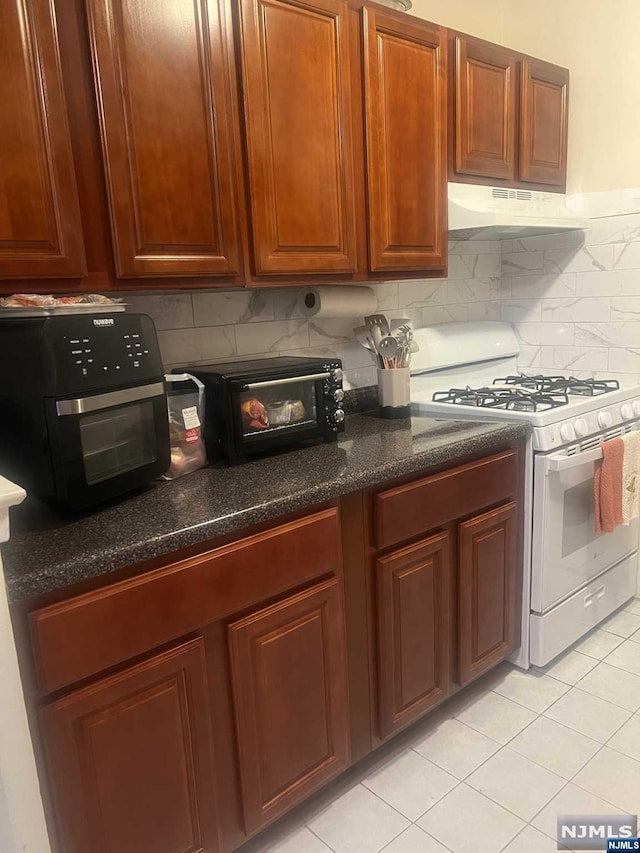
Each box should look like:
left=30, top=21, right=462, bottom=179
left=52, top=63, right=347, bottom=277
left=162, top=374, right=207, bottom=479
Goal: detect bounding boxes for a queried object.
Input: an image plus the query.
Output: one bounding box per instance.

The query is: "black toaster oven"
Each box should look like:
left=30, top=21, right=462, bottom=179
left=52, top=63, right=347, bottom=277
left=180, top=356, right=344, bottom=465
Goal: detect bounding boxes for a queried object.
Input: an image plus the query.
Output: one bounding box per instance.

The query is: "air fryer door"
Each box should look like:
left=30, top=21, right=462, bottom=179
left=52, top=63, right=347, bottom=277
left=47, top=382, right=170, bottom=508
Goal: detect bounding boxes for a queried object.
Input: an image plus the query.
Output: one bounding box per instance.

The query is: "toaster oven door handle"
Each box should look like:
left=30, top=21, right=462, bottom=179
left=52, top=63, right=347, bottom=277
left=242, top=372, right=331, bottom=390
left=56, top=382, right=165, bottom=416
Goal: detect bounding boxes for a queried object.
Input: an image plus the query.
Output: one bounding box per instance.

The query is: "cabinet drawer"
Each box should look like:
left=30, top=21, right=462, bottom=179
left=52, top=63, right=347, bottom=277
left=374, top=450, right=518, bottom=550
left=30, top=508, right=341, bottom=695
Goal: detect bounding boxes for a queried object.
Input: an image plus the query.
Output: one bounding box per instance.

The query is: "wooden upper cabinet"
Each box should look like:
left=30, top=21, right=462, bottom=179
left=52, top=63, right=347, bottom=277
left=362, top=8, right=446, bottom=272
left=453, top=36, right=517, bottom=181
left=376, top=532, right=451, bottom=738
left=86, top=0, right=241, bottom=278
left=458, top=502, right=518, bottom=685
left=228, top=578, right=350, bottom=833
left=0, top=0, right=85, bottom=278
left=41, top=639, right=219, bottom=853
left=238, top=0, right=357, bottom=275
left=519, top=59, right=569, bottom=187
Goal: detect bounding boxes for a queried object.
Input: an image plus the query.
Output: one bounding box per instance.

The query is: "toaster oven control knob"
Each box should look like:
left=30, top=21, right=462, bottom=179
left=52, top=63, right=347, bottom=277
left=597, top=411, right=612, bottom=429
left=621, top=403, right=634, bottom=421
left=560, top=423, right=576, bottom=443
left=574, top=418, right=589, bottom=437
left=334, top=408, right=345, bottom=423
left=331, top=367, right=343, bottom=383
left=333, top=388, right=344, bottom=402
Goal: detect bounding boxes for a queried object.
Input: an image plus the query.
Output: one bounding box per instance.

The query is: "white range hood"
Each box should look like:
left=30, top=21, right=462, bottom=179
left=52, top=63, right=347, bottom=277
left=448, top=182, right=590, bottom=240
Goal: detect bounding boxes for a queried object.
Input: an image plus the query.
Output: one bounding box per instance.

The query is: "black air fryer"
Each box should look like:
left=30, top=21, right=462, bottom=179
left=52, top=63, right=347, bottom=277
left=0, top=313, right=170, bottom=509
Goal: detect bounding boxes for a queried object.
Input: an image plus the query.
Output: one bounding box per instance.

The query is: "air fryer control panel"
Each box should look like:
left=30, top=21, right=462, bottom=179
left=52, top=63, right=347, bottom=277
left=43, top=314, right=164, bottom=395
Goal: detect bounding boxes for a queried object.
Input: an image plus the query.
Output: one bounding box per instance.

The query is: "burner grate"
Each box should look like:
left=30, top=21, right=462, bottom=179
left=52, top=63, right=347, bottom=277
left=433, top=386, right=569, bottom=412
left=495, top=374, right=620, bottom=396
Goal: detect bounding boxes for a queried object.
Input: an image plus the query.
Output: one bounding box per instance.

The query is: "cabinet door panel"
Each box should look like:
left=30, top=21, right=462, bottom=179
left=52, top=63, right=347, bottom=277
left=238, top=0, right=357, bottom=274
left=87, top=0, right=240, bottom=277
left=458, top=502, right=517, bottom=685
left=229, top=578, right=350, bottom=833
left=454, top=37, right=516, bottom=181
left=376, top=532, right=450, bottom=738
left=41, top=639, right=218, bottom=853
left=363, top=9, right=446, bottom=272
left=0, top=0, right=85, bottom=278
left=519, top=60, right=568, bottom=187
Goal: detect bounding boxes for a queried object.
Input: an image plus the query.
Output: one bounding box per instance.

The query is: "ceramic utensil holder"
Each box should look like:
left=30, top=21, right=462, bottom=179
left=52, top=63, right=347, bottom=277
left=378, top=367, right=411, bottom=419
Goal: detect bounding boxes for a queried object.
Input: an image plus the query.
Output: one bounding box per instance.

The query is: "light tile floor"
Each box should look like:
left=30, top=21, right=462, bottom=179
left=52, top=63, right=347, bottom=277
left=240, top=598, right=640, bottom=853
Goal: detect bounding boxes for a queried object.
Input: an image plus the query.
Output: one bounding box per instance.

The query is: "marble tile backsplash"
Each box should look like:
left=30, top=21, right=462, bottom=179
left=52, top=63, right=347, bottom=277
left=118, top=241, right=502, bottom=390
left=118, top=211, right=640, bottom=389
left=500, top=211, right=640, bottom=382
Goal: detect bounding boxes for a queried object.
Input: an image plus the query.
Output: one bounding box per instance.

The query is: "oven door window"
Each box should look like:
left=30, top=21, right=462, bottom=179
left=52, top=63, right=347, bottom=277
left=237, top=381, right=319, bottom=440
left=79, top=401, right=158, bottom=485
left=532, top=450, right=638, bottom=612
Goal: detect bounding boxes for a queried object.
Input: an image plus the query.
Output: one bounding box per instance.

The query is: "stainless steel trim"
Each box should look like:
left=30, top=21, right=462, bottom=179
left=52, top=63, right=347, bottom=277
left=243, top=372, right=330, bottom=390
left=56, top=382, right=165, bottom=416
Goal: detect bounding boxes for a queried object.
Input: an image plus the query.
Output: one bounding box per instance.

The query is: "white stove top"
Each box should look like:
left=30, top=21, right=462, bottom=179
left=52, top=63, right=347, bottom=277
left=408, top=322, right=640, bottom=452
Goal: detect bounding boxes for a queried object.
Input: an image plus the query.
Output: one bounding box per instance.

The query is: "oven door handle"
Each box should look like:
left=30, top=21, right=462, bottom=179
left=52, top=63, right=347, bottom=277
left=242, top=372, right=330, bottom=391
left=545, top=446, right=603, bottom=473
left=56, top=382, right=166, bottom=416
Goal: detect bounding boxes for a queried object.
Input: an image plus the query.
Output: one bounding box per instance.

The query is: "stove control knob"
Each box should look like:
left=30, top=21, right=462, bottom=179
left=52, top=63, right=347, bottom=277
left=621, top=403, right=634, bottom=421
left=334, top=388, right=344, bottom=402
left=598, top=411, right=613, bottom=429
left=574, top=418, right=589, bottom=437
left=334, top=408, right=345, bottom=423
left=560, top=423, right=576, bottom=443
left=634, top=400, right=640, bottom=417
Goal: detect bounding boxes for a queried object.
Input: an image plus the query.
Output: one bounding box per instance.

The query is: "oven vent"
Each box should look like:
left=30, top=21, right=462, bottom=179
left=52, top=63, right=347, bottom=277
left=566, top=424, right=635, bottom=456
left=516, top=191, right=533, bottom=201
left=491, top=188, right=510, bottom=199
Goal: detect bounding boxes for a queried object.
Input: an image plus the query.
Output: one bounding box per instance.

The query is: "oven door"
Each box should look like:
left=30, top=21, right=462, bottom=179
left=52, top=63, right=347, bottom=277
left=228, top=371, right=331, bottom=457
left=531, top=437, right=639, bottom=613
left=48, top=382, right=170, bottom=508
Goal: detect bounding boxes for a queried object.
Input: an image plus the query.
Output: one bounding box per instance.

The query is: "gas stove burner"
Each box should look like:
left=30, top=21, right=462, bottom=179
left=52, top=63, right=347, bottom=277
left=433, top=386, right=569, bottom=412
left=495, top=374, right=620, bottom=397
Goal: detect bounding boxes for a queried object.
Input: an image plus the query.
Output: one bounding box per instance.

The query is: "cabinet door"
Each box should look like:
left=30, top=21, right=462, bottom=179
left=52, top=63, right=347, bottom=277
left=238, top=0, right=357, bottom=275
left=41, top=639, right=218, bottom=853
left=228, top=578, right=350, bottom=833
left=519, top=60, right=569, bottom=187
left=453, top=36, right=516, bottom=181
left=376, top=532, right=450, bottom=738
left=86, top=0, right=241, bottom=277
left=458, top=502, right=517, bottom=685
left=362, top=8, right=446, bottom=272
left=0, top=0, right=85, bottom=278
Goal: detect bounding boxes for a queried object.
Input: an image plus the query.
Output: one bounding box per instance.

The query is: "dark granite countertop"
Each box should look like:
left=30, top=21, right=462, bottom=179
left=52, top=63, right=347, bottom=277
left=1, top=412, right=530, bottom=602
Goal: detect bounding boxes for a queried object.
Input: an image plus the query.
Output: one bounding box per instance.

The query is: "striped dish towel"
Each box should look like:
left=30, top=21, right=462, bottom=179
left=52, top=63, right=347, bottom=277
left=622, top=431, right=640, bottom=525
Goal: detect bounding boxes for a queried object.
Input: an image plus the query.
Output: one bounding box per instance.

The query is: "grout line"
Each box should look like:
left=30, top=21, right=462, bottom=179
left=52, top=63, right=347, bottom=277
left=306, top=824, right=337, bottom=852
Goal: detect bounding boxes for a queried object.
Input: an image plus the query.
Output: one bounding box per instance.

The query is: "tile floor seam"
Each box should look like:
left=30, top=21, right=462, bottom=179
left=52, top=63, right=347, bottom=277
left=408, top=719, right=503, bottom=782
left=541, top=684, right=633, bottom=736
left=409, top=777, right=463, bottom=823
left=374, top=822, right=415, bottom=853
left=573, top=661, right=640, bottom=713
left=353, top=779, right=417, bottom=824
left=435, top=778, right=539, bottom=830
left=306, top=824, right=337, bottom=853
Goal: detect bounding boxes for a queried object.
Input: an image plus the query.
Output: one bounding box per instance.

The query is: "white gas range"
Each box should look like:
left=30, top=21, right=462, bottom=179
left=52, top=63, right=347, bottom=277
left=411, top=321, right=640, bottom=669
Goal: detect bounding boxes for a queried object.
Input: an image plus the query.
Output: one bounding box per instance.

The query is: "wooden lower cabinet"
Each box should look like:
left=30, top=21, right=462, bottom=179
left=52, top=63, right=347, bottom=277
left=376, top=532, right=451, bottom=738
left=228, top=578, right=350, bottom=834
left=41, top=638, right=219, bottom=853
left=25, top=451, right=524, bottom=852
left=458, top=502, right=518, bottom=685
